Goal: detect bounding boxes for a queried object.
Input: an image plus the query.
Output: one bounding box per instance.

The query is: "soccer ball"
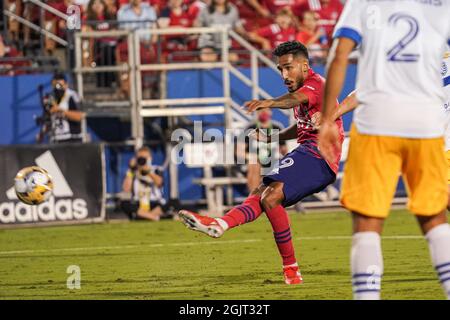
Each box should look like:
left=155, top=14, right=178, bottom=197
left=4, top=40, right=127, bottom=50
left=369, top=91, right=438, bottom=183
left=14, top=166, right=53, bottom=205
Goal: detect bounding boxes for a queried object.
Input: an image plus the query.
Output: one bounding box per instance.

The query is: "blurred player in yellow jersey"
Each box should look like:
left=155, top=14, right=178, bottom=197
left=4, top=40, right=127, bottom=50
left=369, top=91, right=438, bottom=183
left=319, top=0, right=450, bottom=300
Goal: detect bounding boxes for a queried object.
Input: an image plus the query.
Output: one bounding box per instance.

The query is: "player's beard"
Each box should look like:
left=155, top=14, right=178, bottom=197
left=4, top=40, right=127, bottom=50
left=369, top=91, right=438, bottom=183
left=285, top=76, right=304, bottom=93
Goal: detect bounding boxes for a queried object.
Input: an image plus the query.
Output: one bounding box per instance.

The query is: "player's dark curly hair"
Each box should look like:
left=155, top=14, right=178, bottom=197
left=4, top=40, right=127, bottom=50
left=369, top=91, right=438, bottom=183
left=272, top=41, right=309, bottom=60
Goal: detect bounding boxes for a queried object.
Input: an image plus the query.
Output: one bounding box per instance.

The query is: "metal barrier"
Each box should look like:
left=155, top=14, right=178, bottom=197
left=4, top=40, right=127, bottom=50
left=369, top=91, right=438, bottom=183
left=73, top=26, right=291, bottom=202
left=73, top=26, right=291, bottom=140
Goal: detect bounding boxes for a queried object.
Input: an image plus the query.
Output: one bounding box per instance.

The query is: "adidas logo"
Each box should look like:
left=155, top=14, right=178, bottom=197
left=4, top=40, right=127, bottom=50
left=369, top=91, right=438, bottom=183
left=0, top=151, right=88, bottom=224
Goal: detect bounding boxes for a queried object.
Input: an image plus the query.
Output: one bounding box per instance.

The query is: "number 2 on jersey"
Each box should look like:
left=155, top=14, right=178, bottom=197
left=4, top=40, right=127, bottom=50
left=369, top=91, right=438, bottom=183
left=386, top=13, right=420, bottom=62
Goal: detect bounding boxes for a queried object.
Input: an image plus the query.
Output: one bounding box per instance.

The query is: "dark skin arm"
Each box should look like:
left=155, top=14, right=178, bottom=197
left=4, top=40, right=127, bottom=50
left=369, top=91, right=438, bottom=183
left=318, top=37, right=356, bottom=163
left=244, top=91, right=309, bottom=113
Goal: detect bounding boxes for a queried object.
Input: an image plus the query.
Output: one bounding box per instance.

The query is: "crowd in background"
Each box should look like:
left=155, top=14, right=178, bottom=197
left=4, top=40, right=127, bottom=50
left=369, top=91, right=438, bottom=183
left=2, top=0, right=345, bottom=75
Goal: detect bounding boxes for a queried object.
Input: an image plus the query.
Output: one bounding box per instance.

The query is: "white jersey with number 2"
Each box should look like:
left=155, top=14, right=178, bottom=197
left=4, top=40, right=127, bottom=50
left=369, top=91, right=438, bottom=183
left=333, top=0, right=450, bottom=138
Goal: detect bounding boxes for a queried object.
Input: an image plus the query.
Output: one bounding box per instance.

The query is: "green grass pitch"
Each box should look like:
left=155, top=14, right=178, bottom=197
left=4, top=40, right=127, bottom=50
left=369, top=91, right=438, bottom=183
left=0, top=209, right=447, bottom=300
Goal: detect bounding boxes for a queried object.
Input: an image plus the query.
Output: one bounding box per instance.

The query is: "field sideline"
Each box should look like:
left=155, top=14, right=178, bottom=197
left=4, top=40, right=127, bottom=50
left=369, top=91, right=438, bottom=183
left=0, top=209, right=447, bottom=300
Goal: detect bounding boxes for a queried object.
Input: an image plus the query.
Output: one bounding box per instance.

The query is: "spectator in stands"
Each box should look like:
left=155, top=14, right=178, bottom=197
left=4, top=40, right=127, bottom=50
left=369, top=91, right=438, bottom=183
left=187, top=0, right=211, bottom=21
left=84, top=0, right=117, bottom=87
left=44, top=0, right=81, bottom=55
left=6, top=0, right=21, bottom=43
left=292, top=0, right=343, bottom=42
left=46, top=0, right=82, bottom=39
left=296, top=10, right=327, bottom=59
left=230, top=0, right=271, bottom=32
left=0, top=34, right=27, bottom=76
left=118, top=0, right=165, bottom=14
left=104, top=0, right=119, bottom=18
left=117, top=0, right=158, bottom=97
left=195, top=0, right=247, bottom=62
left=158, top=0, right=195, bottom=58
left=48, top=72, right=86, bottom=143
left=248, top=8, right=297, bottom=51
left=75, top=0, right=91, bottom=10
left=117, top=0, right=157, bottom=42
left=121, top=146, right=167, bottom=221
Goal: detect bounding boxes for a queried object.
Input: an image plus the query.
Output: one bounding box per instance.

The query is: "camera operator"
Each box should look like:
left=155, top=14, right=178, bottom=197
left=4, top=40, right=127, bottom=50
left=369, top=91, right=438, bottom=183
left=121, top=146, right=167, bottom=221
left=48, top=72, right=85, bottom=143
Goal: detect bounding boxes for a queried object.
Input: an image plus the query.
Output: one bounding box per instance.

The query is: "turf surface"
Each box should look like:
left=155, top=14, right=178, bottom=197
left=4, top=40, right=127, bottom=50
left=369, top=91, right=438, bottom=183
left=0, top=209, right=447, bottom=299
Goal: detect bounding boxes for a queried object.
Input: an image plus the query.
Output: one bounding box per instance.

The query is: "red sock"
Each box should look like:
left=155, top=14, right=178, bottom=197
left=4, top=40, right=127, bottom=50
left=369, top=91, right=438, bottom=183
left=265, top=205, right=297, bottom=266
left=220, top=194, right=263, bottom=229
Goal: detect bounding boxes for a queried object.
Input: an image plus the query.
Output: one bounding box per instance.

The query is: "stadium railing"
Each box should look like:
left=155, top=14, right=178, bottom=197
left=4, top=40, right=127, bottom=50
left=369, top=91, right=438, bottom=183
left=73, top=26, right=295, bottom=214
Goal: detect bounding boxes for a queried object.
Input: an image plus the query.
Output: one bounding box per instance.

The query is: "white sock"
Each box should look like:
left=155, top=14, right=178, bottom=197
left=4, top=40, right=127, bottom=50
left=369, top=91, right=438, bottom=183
left=351, top=232, right=383, bottom=300
left=283, top=262, right=298, bottom=268
left=425, top=223, right=450, bottom=299
left=215, top=218, right=229, bottom=231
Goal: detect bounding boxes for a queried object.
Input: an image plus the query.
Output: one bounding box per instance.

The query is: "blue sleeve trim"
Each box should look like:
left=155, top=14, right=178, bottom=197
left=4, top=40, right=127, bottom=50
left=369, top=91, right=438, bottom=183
left=444, top=75, right=450, bottom=87
left=333, top=27, right=362, bottom=46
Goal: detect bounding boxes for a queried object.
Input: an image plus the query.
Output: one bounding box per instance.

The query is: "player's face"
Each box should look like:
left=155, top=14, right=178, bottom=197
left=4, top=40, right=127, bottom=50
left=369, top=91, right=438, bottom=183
left=277, top=54, right=308, bottom=93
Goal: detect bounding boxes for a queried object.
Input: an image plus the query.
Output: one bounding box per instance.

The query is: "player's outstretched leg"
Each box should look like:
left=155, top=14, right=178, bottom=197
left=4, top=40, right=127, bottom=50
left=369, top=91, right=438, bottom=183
left=261, top=182, right=302, bottom=285
left=178, top=185, right=265, bottom=238
left=419, top=211, right=450, bottom=299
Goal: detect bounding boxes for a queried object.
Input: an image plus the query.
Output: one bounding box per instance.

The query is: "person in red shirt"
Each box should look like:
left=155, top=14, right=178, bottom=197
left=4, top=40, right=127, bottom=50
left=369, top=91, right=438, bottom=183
left=292, top=0, right=342, bottom=41
left=296, top=10, right=327, bottom=59
left=177, top=41, right=344, bottom=286
left=249, top=8, right=297, bottom=51
left=187, top=0, right=210, bottom=20
left=44, top=0, right=83, bottom=54
left=230, top=0, right=272, bottom=31
left=158, top=0, right=195, bottom=56
left=159, top=0, right=194, bottom=29
left=0, top=34, right=29, bottom=76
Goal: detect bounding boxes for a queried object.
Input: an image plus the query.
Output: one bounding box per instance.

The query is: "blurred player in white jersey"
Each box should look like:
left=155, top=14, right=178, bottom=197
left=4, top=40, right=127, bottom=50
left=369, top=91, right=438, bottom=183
left=444, top=52, right=450, bottom=207
left=319, top=0, right=450, bottom=299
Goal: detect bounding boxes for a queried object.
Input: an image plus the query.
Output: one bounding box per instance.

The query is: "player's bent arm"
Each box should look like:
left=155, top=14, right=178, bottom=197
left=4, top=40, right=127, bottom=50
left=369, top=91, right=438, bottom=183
left=278, top=124, right=298, bottom=141
left=267, top=124, right=297, bottom=143
left=244, top=92, right=308, bottom=113
left=334, top=90, right=358, bottom=121
left=323, top=37, right=356, bottom=123
left=270, top=91, right=309, bottom=109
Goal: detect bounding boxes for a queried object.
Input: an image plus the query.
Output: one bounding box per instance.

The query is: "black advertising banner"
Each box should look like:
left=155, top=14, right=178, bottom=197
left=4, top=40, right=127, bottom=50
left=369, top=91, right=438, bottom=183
left=0, top=143, right=105, bottom=228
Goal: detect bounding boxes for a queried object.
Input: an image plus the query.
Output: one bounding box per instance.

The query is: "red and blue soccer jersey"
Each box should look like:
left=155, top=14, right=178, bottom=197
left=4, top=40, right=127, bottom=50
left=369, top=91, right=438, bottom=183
left=293, top=68, right=344, bottom=174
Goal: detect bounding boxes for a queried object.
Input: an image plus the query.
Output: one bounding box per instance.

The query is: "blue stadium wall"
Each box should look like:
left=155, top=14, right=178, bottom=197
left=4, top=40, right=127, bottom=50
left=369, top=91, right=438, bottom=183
left=0, top=65, right=381, bottom=203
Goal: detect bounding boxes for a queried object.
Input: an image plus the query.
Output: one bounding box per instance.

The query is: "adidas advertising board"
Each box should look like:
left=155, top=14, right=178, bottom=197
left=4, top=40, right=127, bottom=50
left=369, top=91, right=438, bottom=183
left=0, top=144, right=105, bottom=228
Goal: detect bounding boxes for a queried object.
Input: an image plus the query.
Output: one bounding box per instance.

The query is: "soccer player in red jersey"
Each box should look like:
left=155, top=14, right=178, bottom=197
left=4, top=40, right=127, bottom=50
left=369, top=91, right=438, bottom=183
left=178, top=41, right=344, bottom=285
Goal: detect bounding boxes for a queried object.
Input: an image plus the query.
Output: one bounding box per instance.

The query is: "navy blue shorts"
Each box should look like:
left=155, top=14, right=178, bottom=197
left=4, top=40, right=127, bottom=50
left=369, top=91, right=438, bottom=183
left=262, top=145, right=336, bottom=207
